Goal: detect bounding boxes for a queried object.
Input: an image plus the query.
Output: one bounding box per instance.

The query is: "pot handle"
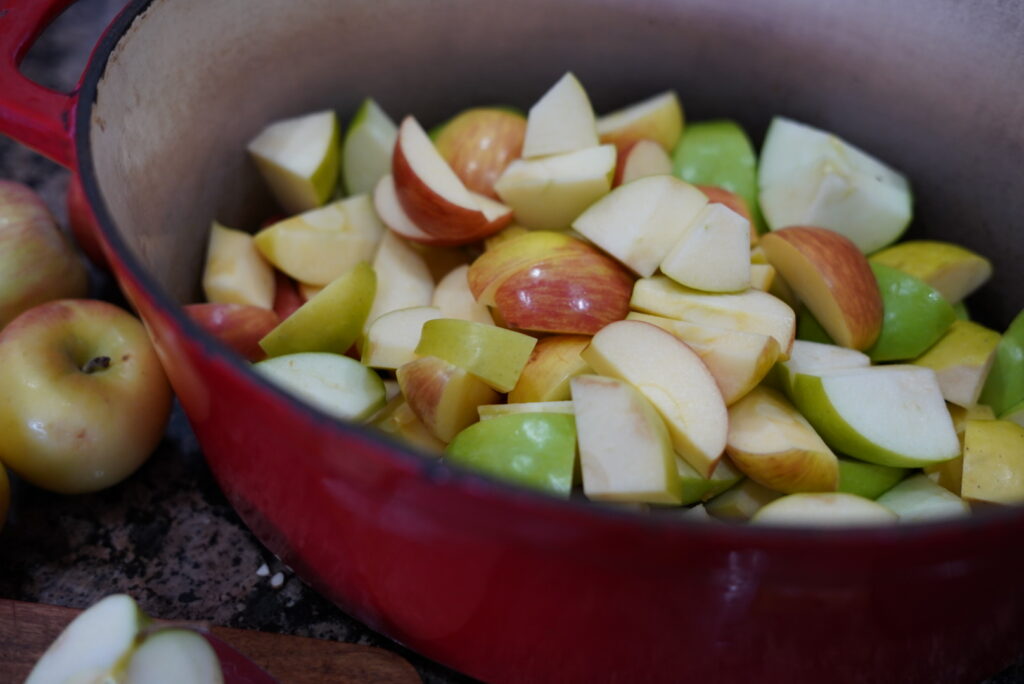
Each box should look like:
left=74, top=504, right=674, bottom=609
left=0, top=0, right=96, bottom=168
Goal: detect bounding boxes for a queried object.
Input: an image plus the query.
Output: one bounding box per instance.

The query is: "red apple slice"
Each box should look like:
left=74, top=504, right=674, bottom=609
left=372, top=174, right=464, bottom=247
left=185, top=303, right=280, bottom=362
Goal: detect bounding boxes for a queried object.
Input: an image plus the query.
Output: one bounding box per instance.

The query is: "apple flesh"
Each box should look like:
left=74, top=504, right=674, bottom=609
left=371, top=395, right=446, bottom=456
left=867, top=262, right=956, bottom=362
left=613, top=139, right=673, bottom=186
left=522, top=72, right=599, bottom=158
left=704, top=479, right=783, bottom=522
left=201, top=222, right=275, bottom=310
left=961, top=418, right=1024, bottom=505
left=869, top=240, right=992, bottom=305
left=875, top=473, right=970, bottom=522
left=751, top=492, right=898, bottom=526
left=774, top=339, right=871, bottom=397
left=342, top=97, right=398, bottom=196
left=597, top=90, right=684, bottom=153
left=124, top=629, right=224, bottom=684
left=675, top=456, right=744, bottom=506
left=361, top=305, right=443, bottom=369
left=415, top=318, right=537, bottom=393
left=397, top=355, right=500, bottom=443
left=659, top=202, right=751, bottom=293
left=364, top=231, right=435, bottom=331
left=478, top=400, right=574, bottom=421
left=434, top=107, right=527, bottom=198
left=912, top=320, right=1000, bottom=408
left=432, top=264, right=495, bottom=325
left=247, top=109, right=339, bottom=214
left=508, top=335, right=592, bottom=404
left=185, top=303, right=280, bottom=362
left=255, top=352, right=385, bottom=422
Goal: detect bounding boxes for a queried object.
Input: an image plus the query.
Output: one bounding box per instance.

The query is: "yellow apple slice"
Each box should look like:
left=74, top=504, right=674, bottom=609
left=660, top=203, right=751, bottom=292
left=370, top=395, right=445, bottom=455
left=912, top=320, right=1000, bottom=408
left=870, top=240, right=993, bottom=305
left=255, top=352, right=386, bottom=422
left=875, top=473, right=970, bottom=522
left=596, top=91, right=684, bottom=152
left=432, top=264, right=495, bottom=325
left=415, top=318, right=537, bottom=393
left=396, top=355, right=500, bottom=443
left=522, top=72, right=599, bottom=159
left=751, top=492, right=898, bottom=526
left=626, top=312, right=779, bottom=405
left=361, top=305, right=443, bottom=369
left=571, top=374, right=683, bottom=504
left=581, top=320, right=728, bottom=477
left=247, top=110, right=339, bottom=214
left=961, top=418, right=1024, bottom=505
left=573, top=175, right=707, bottom=277
left=364, top=231, right=435, bottom=330
left=726, top=386, right=839, bottom=494
left=508, top=335, right=592, bottom=404
left=614, top=139, right=673, bottom=186
left=202, top=222, right=275, bottom=310
left=704, top=479, right=783, bottom=521
left=477, top=400, right=575, bottom=421
left=760, top=226, right=882, bottom=350
left=630, top=275, right=796, bottom=359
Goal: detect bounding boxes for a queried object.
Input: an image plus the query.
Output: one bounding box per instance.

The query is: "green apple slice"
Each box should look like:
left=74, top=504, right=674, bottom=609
left=775, top=340, right=870, bottom=398
left=869, top=240, right=992, bottom=305
left=875, top=473, right=970, bottom=522
left=912, top=320, right=1000, bottom=408
left=571, top=374, right=683, bottom=504
left=675, top=456, right=744, bottom=506
left=795, top=307, right=834, bottom=345
left=758, top=117, right=912, bottom=254
left=704, top=479, right=782, bottom=521
left=672, top=119, right=764, bottom=232
left=477, top=400, right=574, bottom=421
left=342, top=98, right=398, bottom=196
left=521, top=72, right=598, bottom=159
left=445, top=413, right=577, bottom=497
left=247, top=110, right=340, bottom=214
left=979, top=309, right=1024, bottom=416
left=953, top=301, right=971, bottom=321
left=255, top=352, right=385, bottom=421
left=791, top=365, right=961, bottom=468
left=867, top=262, right=956, bottom=362
left=415, top=318, right=537, bottom=393
left=124, top=629, right=223, bottom=684
left=751, top=492, right=898, bottom=526
left=259, top=262, right=376, bottom=357
left=961, top=418, right=1024, bottom=505
left=837, top=457, right=907, bottom=499
left=26, top=594, right=147, bottom=684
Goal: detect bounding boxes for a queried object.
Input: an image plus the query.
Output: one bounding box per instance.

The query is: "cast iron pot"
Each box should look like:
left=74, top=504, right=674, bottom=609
left=2, top=1, right=1024, bottom=681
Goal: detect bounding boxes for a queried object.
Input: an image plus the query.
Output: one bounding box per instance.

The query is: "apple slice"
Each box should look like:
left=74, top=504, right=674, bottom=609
left=247, top=109, right=339, bottom=214
left=571, top=374, right=683, bottom=504
left=596, top=90, right=683, bottom=152
left=726, top=386, right=839, bottom=493
left=870, top=240, right=992, bottom=305
left=979, top=310, right=1024, bottom=416
left=868, top=262, right=957, bottom=362
left=341, top=98, right=398, bottom=196
left=397, top=355, right=500, bottom=442
left=361, top=305, right=443, bottom=369
left=875, top=473, right=970, bottom=522
left=370, top=395, right=445, bottom=455
left=494, top=144, right=616, bottom=230
left=26, top=594, right=147, bottom=684
left=749, top=264, right=775, bottom=292
left=415, top=318, right=537, bottom=392
left=837, top=457, right=907, bottom=499
left=626, top=312, right=779, bottom=405
left=704, top=479, right=783, bottom=521
left=774, top=339, right=871, bottom=397
left=581, top=320, right=728, bottom=476
left=434, top=107, right=527, bottom=198
left=913, top=320, right=1000, bottom=407
left=272, top=271, right=304, bottom=320
left=660, top=203, right=751, bottom=292
left=255, top=352, right=385, bottom=421
left=759, top=226, right=883, bottom=350
left=124, top=629, right=223, bottom=684
left=392, top=116, right=512, bottom=243
left=364, top=231, right=435, bottom=330
left=522, top=72, right=599, bottom=158
left=445, top=413, right=577, bottom=497
left=478, top=400, right=575, bottom=420
left=676, top=456, right=744, bottom=506
left=751, top=492, right=898, bottom=526
left=259, top=261, right=375, bottom=357
left=758, top=117, right=912, bottom=254
left=613, top=139, right=673, bottom=186
left=432, top=264, right=495, bottom=325
left=790, top=365, right=961, bottom=468
left=185, top=303, right=280, bottom=362
left=254, top=195, right=385, bottom=286
left=961, top=418, right=1024, bottom=505
left=573, top=175, right=707, bottom=277
left=630, top=275, right=796, bottom=359
left=202, top=222, right=275, bottom=310
left=508, top=335, right=592, bottom=404
left=373, top=174, right=464, bottom=246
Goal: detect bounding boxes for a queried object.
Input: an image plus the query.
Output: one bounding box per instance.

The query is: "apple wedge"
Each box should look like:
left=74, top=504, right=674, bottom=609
left=397, top=355, right=500, bottom=442
left=432, top=264, right=495, bottom=325
left=255, top=352, right=386, bottom=421
left=392, top=116, right=512, bottom=243
left=247, top=109, right=339, bottom=214
left=478, top=400, right=574, bottom=420
left=185, top=303, right=280, bottom=362
left=726, top=386, right=839, bottom=493
left=342, top=97, right=398, bottom=196
left=875, top=473, right=970, bottom=522
left=774, top=339, right=871, bottom=397
left=630, top=275, right=796, bottom=359
left=373, top=174, right=464, bottom=247
left=837, top=457, right=907, bottom=499
left=749, top=264, right=775, bottom=292
left=913, top=320, right=1000, bottom=407
left=364, top=231, right=435, bottom=330
left=415, top=318, right=537, bottom=393
left=759, top=226, right=883, bottom=350
left=660, top=202, right=751, bottom=293
left=434, top=107, right=526, bottom=198
left=979, top=310, right=1024, bottom=416
left=676, top=456, right=744, bottom=505
left=508, top=335, right=592, bottom=404
left=522, top=72, right=599, bottom=158
left=790, top=365, right=961, bottom=468
left=961, top=418, right=1024, bottom=505
left=124, top=629, right=224, bottom=684
left=370, top=395, right=445, bottom=455
left=361, top=305, right=443, bottom=369
left=571, top=374, right=683, bottom=504
left=868, top=262, right=957, bottom=362
left=870, top=240, right=992, bottom=305
left=596, top=90, right=684, bottom=152
left=704, top=479, right=783, bottom=522
left=581, top=320, right=728, bottom=476
left=202, top=222, right=275, bottom=310
left=614, top=139, right=673, bottom=186
left=751, top=492, right=898, bottom=526
left=573, top=175, right=708, bottom=277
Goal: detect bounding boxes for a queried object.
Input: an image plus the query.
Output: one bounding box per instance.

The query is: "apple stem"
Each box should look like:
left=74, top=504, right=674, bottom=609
left=81, top=356, right=111, bottom=374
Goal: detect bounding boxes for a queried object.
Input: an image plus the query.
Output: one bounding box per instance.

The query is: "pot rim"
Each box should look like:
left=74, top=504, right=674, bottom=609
left=72, top=0, right=1024, bottom=549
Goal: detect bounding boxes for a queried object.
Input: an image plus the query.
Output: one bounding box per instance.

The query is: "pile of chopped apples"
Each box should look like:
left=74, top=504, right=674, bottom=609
left=192, top=72, right=1024, bottom=526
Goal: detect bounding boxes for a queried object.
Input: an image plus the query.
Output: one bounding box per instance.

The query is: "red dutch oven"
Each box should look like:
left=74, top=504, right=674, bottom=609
left=3, top=1, right=1024, bottom=682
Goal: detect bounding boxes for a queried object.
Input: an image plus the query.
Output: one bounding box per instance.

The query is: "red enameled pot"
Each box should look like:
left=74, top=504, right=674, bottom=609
left=2, top=1, right=1024, bottom=682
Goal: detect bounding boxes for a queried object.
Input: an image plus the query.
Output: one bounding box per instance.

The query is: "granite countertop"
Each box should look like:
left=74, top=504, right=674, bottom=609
left=0, top=3, right=1021, bottom=684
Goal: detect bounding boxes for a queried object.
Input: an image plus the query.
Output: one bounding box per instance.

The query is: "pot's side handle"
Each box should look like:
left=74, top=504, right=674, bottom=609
left=0, top=0, right=92, bottom=168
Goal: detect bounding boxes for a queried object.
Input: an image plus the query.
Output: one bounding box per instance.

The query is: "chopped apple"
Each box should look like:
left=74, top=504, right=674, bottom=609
left=875, top=473, right=971, bottom=522
left=751, top=492, right=898, bottom=526
left=837, top=457, right=907, bottom=499
left=415, top=318, right=537, bottom=392
left=630, top=275, right=796, bottom=359
left=613, top=140, right=673, bottom=186
left=626, top=312, right=779, bottom=405
left=477, top=400, right=574, bottom=420
left=432, top=264, right=494, bottom=325
left=272, top=271, right=304, bottom=320
left=202, top=222, right=275, bottom=310
left=581, top=320, right=728, bottom=476
left=361, top=305, right=443, bottom=369
left=373, top=174, right=463, bottom=246
left=774, top=339, right=871, bottom=397
left=124, top=629, right=224, bottom=684
left=912, top=320, right=1000, bottom=407
left=370, top=395, right=445, bottom=455
left=749, top=264, right=775, bottom=292
left=758, top=116, right=912, bottom=254
left=494, top=144, right=616, bottom=230
left=868, top=262, right=956, bottom=362
left=522, top=72, right=599, bottom=158
left=596, top=90, right=683, bottom=152
left=760, top=226, right=883, bottom=350
left=484, top=225, right=531, bottom=251
left=253, top=195, right=384, bottom=286
left=979, top=310, right=1024, bottom=416
left=434, top=107, right=527, bottom=198
left=185, top=303, right=280, bottom=362
left=790, top=365, right=961, bottom=468
left=342, top=98, right=398, bottom=196
left=573, top=175, right=707, bottom=277
left=508, top=335, right=592, bottom=404
left=255, top=352, right=385, bottom=421
left=571, top=374, right=683, bottom=504
left=870, top=240, right=992, bottom=305
left=364, top=231, right=435, bottom=329
left=704, top=479, right=782, bottom=521
left=660, top=203, right=751, bottom=292
left=676, top=456, right=744, bottom=505
left=247, top=109, right=339, bottom=214
left=397, top=355, right=500, bottom=443
left=1001, top=400, right=1024, bottom=428
left=961, top=418, right=1024, bottom=505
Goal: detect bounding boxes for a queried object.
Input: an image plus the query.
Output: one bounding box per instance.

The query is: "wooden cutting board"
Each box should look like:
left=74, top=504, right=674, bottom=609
left=0, top=598, right=421, bottom=683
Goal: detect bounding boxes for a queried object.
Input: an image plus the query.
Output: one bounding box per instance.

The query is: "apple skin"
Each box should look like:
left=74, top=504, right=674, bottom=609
left=185, top=303, right=280, bottom=362
left=0, top=181, right=89, bottom=329
left=397, top=355, right=500, bottom=443
left=979, top=309, right=1024, bottom=416
left=509, top=335, right=592, bottom=404
left=272, top=271, right=304, bottom=321
left=867, top=262, right=956, bottom=362
left=434, top=107, right=527, bottom=199
left=0, top=299, right=173, bottom=494
left=837, top=457, right=907, bottom=499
